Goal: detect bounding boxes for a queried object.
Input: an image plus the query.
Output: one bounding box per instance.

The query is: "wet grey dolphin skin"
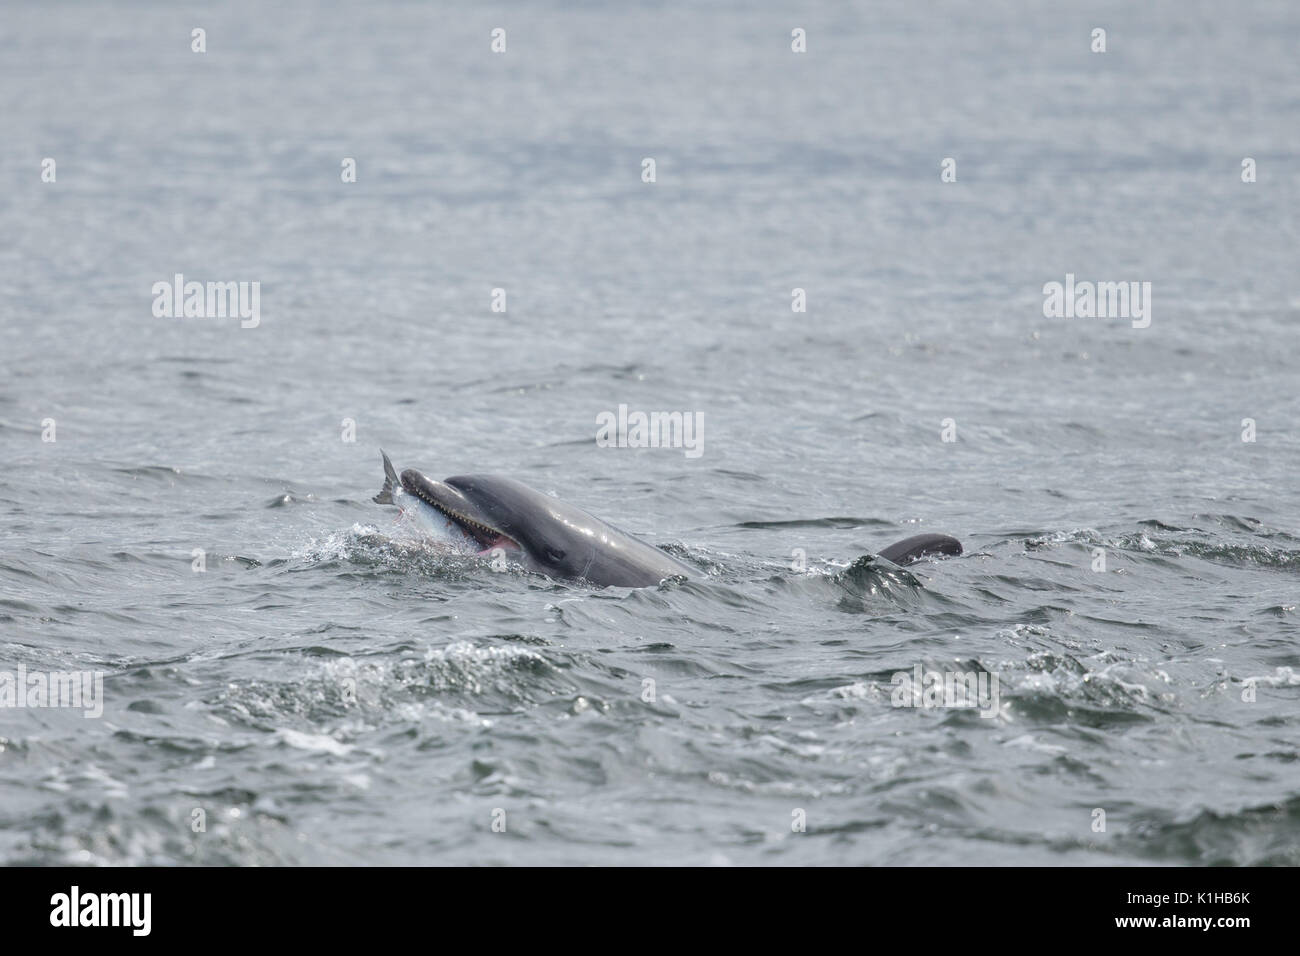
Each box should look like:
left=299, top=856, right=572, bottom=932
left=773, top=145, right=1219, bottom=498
left=877, top=533, right=963, bottom=566
left=375, top=451, right=695, bottom=587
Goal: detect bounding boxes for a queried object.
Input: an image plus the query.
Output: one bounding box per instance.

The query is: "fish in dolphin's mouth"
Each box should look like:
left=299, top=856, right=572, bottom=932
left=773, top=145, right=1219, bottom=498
left=398, top=470, right=521, bottom=553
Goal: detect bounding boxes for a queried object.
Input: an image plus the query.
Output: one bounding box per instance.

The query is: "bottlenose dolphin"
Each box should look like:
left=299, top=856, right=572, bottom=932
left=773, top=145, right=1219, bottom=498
left=374, top=451, right=694, bottom=587
left=372, top=452, right=962, bottom=587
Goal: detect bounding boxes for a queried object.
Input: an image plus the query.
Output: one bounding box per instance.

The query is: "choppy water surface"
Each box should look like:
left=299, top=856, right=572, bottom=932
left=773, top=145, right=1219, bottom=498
left=2, top=1, right=1299, bottom=865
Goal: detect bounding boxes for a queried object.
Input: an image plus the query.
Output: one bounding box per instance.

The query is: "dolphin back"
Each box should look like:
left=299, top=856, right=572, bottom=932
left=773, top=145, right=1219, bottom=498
left=878, top=533, right=963, bottom=565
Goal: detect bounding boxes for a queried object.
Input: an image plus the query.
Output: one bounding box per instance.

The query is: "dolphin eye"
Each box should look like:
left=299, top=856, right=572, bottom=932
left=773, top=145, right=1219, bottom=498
left=545, top=546, right=566, bottom=562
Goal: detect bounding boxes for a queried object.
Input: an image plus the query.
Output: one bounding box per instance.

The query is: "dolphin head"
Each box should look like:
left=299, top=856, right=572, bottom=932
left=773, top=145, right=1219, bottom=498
left=399, top=470, right=595, bottom=575
left=397, top=470, right=527, bottom=555
left=398, top=469, right=687, bottom=585
left=378, top=452, right=692, bottom=586
left=438, top=474, right=592, bottom=576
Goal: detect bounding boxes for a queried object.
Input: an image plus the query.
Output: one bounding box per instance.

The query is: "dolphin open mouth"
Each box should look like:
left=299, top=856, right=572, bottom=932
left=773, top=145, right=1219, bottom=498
left=399, top=470, right=520, bottom=552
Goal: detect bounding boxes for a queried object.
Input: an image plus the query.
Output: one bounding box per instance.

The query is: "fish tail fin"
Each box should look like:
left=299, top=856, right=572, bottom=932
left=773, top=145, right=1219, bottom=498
left=373, top=449, right=399, bottom=504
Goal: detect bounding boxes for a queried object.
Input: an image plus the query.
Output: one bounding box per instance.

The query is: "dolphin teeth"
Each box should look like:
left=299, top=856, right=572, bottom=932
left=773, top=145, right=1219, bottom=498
left=413, top=485, right=512, bottom=544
